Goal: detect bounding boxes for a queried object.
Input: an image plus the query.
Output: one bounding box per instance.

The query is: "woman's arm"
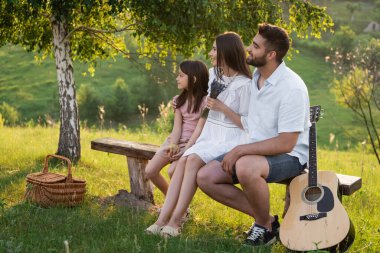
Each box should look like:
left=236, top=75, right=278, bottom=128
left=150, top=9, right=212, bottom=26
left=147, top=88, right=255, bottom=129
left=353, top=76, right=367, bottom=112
left=206, top=98, right=243, bottom=129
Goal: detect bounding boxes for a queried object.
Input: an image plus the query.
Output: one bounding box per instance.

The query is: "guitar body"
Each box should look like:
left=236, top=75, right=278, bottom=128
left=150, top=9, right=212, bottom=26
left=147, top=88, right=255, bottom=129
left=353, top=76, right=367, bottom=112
left=280, top=171, right=355, bottom=252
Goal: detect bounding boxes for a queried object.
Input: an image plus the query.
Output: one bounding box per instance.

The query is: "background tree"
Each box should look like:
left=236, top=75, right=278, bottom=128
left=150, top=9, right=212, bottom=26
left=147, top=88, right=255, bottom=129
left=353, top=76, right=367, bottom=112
left=330, top=39, right=380, bottom=164
left=0, top=0, right=333, bottom=162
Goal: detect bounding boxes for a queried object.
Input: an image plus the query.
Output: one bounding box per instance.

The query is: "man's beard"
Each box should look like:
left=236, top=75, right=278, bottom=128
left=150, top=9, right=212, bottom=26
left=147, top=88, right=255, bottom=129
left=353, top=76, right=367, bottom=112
left=246, top=54, right=267, bottom=67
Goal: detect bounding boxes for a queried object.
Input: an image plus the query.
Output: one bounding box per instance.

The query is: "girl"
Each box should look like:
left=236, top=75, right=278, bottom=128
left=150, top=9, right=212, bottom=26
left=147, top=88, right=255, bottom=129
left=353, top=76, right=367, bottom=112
left=145, top=60, right=209, bottom=196
left=146, top=32, right=252, bottom=236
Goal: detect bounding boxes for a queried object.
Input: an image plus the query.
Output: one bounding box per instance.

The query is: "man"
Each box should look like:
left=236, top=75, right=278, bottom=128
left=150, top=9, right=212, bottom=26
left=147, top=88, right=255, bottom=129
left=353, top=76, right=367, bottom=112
left=197, top=23, right=310, bottom=247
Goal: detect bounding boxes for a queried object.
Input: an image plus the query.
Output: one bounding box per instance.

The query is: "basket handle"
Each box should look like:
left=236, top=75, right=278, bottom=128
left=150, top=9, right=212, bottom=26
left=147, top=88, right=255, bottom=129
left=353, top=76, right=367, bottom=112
left=43, top=154, right=73, bottom=183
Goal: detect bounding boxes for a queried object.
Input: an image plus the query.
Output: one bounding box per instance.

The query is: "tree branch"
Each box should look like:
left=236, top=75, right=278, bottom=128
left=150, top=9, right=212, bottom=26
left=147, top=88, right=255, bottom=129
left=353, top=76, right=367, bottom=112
left=61, top=23, right=141, bottom=43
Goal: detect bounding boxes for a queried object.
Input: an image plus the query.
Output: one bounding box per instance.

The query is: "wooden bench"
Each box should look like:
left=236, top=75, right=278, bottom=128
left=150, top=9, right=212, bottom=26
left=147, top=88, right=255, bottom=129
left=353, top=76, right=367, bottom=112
left=91, top=137, right=362, bottom=211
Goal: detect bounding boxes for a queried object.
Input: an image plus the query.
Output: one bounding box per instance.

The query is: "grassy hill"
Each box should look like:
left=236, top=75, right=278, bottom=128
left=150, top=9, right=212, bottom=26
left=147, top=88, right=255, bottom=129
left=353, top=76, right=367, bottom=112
left=0, top=43, right=367, bottom=149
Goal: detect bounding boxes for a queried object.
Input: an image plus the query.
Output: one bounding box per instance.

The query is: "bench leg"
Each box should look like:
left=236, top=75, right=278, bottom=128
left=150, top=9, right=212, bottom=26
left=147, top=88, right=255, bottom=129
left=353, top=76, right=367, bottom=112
left=282, top=184, right=291, bottom=218
left=126, top=157, right=155, bottom=205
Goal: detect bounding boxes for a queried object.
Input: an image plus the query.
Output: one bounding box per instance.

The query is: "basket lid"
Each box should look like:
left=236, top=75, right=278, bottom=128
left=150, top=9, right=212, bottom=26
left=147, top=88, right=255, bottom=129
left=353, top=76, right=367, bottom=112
left=26, top=172, right=66, bottom=184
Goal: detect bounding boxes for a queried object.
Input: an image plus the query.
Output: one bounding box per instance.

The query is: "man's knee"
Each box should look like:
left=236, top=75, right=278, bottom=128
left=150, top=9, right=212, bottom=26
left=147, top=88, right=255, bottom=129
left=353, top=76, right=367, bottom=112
left=235, top=155, right=268, bottom=183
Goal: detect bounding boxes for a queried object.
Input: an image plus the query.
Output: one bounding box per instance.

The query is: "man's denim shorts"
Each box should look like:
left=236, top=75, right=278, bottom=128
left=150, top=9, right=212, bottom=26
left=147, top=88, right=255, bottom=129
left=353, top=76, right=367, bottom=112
left=215, top=153, right=306, bottom=184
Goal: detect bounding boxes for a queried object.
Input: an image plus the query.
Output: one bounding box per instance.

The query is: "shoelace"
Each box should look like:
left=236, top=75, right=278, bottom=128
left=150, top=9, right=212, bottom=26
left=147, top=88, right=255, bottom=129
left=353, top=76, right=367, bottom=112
left=247, top=226, right=266, bottom=241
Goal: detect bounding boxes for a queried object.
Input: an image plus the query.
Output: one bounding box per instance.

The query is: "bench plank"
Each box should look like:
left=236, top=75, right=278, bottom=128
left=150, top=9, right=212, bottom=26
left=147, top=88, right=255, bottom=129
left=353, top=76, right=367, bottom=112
left=91, top=138, right=159, bottom=160
left=337, top=173, right=362, bottom=196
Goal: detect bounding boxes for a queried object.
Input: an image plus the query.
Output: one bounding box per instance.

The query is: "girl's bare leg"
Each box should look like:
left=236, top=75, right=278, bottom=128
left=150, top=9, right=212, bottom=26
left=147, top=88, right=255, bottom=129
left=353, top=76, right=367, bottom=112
left=145, top=154, right=170, bottom=195
left=155, top=157, right=187, bottom=226
left=167, top=160, right=178, bottom=179
left=166, top=154, right=205, bottom=228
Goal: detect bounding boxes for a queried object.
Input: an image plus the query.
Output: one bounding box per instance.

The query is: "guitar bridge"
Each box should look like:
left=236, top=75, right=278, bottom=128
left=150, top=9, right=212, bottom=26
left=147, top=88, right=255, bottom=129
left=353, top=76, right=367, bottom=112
left=300, top=213, right=327, bottom=221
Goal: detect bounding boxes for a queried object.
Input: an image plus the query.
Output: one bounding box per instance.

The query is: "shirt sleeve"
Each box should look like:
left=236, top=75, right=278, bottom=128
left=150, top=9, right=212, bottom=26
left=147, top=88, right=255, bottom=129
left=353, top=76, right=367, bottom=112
left=278, top=88, right=309, bottom=133
left=237, top=81, right=251, bottom=117
left=241, top=115, right=250, bottom=133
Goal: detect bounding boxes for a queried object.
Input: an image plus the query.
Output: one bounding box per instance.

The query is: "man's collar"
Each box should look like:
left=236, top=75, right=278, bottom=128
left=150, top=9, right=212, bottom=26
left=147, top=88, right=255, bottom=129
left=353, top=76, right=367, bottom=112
left=253, top=61, right=286, bottom=86
left=266, top=61, right=286, bottom=86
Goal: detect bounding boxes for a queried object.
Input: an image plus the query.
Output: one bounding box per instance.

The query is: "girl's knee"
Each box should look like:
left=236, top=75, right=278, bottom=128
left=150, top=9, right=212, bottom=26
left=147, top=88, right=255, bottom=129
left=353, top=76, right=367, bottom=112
left=145, top=163, right=162, bottom=179
left=145, top=167, right=158, bottom=179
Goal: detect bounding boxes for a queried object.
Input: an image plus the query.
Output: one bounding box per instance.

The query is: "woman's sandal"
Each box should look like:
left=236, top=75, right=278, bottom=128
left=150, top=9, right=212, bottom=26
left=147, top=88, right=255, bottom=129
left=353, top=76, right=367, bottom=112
left=145, top=224, right=163, bottom=235
left=160, top=225, right=181, bottom=237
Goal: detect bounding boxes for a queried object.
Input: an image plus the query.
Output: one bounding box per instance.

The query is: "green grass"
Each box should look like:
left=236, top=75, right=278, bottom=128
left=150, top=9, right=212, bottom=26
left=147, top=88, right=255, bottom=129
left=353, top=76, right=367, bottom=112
left=0, top=127, right=379, bottom=252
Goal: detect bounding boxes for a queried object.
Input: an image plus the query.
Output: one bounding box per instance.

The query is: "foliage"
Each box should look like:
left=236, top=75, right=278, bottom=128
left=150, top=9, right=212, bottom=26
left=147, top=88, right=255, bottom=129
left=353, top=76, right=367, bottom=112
left=107, top=78, right=134, bottom=123
left=0, top=113, right=4, bottom=128
left=77, top=84, right=102, bottom=124
left=329, top=26, right=357, bottom=57
left=0, top=0, right=334, bottom=161
left=330, top=38, right=380, bottom=164
left=155, top=101, right=174, bottom=134
left=0, top=126, right=379, bottom=252
left=0, top=102, right=19, bottom=126
left=0, top=0, right=334, bottom=67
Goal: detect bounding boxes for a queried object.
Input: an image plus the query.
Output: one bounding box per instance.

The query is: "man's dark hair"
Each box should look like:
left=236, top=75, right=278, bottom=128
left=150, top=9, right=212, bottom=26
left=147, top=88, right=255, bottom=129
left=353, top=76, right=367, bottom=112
left=258, top=23, right=290, bottom=62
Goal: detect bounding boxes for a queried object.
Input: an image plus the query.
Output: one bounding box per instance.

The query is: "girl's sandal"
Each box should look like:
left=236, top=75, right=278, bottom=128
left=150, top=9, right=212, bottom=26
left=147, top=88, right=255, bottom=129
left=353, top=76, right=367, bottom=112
left=160, top=225, right=181, bottom=237
left=145, top=224, right=163, bottom=235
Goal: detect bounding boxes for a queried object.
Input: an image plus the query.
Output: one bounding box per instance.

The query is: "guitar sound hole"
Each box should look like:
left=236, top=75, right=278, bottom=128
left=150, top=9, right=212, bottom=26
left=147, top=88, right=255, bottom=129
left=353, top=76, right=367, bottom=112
left=305, top=187, right=323, bottom=202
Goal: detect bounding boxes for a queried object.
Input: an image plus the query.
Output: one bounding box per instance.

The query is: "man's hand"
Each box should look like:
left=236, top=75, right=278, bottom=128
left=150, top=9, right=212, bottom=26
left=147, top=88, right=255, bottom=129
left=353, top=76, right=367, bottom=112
left=221, top=146, right=242, bottom=175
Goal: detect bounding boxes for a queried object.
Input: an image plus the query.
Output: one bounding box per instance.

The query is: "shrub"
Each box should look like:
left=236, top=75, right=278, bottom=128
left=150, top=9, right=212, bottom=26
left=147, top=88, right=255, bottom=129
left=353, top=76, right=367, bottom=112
left=77, top=84, right=102, bottom=124
left=0, top=102, right=19, bottom=126
left=155, top=101, right=174, bottom=134
left=0, top=113, right=4, bottom=128
left=107, top=78, right=134, bottom=123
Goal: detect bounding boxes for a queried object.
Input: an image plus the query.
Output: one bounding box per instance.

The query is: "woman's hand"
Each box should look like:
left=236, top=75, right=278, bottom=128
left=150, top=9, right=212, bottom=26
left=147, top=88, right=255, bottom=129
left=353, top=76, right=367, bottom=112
left=207, top=97, right=226, bottom=112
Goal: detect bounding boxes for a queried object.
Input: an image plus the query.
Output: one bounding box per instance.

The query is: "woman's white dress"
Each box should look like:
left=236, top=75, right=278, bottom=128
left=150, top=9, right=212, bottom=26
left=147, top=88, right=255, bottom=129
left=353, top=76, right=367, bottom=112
left=183, top=68, right=251, bottom=163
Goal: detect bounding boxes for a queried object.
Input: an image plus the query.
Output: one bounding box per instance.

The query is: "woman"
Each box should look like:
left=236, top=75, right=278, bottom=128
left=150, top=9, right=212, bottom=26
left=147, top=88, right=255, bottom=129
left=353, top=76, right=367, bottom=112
left=146, top=32, right=252, bottom=237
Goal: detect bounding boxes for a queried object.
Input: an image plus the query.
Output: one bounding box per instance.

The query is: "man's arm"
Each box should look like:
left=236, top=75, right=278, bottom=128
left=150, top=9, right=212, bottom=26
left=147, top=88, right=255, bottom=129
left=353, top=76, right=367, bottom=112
left=221, top=132, right=299, bottom=174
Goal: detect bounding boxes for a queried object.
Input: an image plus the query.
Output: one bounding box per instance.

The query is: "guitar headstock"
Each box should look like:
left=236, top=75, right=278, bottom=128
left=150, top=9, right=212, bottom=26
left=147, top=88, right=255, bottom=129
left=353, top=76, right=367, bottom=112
left=310, top=105, right=322, bottom=123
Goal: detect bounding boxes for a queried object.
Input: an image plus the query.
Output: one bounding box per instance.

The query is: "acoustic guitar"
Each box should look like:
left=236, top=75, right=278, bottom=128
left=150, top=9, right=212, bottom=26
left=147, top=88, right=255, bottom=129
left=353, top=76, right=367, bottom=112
left=279, top=105, right=355, bottom=252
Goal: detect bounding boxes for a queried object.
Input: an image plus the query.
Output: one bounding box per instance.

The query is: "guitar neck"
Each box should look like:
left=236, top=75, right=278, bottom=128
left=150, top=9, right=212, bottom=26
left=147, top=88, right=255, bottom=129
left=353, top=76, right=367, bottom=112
left=309, top=122, right=318, bottom=187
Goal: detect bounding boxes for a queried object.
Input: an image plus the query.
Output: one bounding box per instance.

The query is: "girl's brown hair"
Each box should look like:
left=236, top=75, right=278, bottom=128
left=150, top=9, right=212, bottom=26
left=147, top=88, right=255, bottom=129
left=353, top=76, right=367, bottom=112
left=215, top=32, right=252, bottom=80
left=175, top=60, right=208, bottom=113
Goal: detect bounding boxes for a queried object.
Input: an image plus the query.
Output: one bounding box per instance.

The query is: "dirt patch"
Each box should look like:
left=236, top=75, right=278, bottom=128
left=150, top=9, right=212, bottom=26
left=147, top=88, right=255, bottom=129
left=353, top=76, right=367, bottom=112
left=100, top=189, right=154, bottom=210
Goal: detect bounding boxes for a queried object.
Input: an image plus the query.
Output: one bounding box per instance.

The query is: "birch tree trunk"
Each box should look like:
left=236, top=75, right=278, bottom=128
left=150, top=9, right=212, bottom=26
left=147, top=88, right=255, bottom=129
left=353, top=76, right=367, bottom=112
left=51, top=17, right=81, bottom=162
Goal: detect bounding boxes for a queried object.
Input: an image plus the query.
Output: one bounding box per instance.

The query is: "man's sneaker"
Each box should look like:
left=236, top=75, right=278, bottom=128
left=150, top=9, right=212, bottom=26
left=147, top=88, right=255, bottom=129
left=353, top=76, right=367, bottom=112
left=244, top=215, right=280, bottom=237
left=244, top=223, right=277, bottom=246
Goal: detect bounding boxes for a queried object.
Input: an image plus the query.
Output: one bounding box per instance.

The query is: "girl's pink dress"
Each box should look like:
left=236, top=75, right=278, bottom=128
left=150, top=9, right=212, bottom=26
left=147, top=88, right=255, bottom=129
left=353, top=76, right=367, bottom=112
left=156, top=95, right=207, bottom=160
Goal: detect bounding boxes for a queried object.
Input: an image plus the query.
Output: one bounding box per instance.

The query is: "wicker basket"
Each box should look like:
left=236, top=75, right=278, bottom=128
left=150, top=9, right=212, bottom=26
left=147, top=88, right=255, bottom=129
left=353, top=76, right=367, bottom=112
left=25, top=154, right=86, bottom=208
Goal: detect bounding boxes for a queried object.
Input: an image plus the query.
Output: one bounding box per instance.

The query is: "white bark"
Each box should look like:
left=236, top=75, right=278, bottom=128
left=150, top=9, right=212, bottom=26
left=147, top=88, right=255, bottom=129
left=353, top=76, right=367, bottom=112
left=51, top=17, right=81, bottom=162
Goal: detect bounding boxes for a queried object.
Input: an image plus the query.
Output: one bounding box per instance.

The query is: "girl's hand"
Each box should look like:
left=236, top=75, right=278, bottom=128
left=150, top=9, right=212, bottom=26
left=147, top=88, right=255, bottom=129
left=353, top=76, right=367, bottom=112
left=170, top=149, right=184, bottom=161
left=167, top=143, right=180, bottom=157
left=207, top=97, right=226, bottom=112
